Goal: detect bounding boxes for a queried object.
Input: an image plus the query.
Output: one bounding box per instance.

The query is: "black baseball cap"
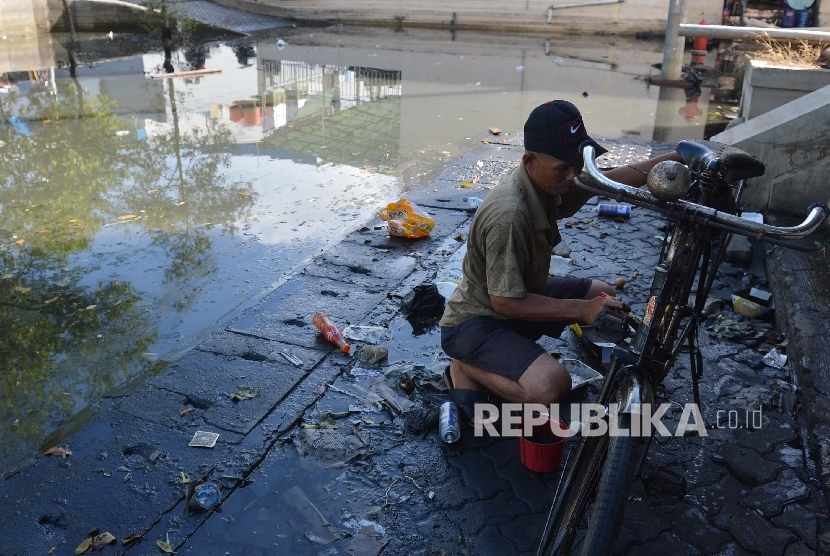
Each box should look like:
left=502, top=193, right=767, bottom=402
left=524, top=100, right=607, bottom=166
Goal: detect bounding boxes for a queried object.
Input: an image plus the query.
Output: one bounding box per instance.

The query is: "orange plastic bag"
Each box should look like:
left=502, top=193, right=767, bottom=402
left=377, top=198, right=435, bottom=239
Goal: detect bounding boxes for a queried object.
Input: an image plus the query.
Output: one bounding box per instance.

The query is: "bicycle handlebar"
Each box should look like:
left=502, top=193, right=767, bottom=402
left=575, top=145, right=829, bottom=245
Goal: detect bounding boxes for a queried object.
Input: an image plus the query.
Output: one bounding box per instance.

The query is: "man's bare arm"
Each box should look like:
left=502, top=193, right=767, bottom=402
left=489, top=293, right=628, bottom=325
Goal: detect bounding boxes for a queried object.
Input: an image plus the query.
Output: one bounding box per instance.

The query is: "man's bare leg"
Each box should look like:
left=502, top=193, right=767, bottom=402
left=450, top=354, right=571, bottom=406
left=586, top=279, right=615, bottom=299
left=448, top=278, right=617, bottom=403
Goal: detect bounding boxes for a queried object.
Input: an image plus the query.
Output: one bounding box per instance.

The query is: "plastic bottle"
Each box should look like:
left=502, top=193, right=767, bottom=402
left=796, top=8, right=811, bottom=27
left=312, top=312, right=351, bottom=353
left=463, top=196, right=483, bottom=210
left=439, top=401, right=461, bottom=443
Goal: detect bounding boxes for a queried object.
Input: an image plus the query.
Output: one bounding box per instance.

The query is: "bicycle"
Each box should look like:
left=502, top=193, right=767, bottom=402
left=536, top=140, right=829, bottom=556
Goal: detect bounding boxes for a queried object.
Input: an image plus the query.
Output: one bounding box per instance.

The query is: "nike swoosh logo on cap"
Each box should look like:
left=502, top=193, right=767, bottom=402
left=570, top=123, right=582, bottom=134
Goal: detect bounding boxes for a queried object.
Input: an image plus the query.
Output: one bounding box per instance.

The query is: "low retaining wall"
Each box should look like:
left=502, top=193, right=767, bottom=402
left=212, top=0, right=722, bottom=35
left=52, top=0, right=148, bottom=33
left=740, top=60, right=830, bottom=121
left=712, top=83, right=830, bottom=219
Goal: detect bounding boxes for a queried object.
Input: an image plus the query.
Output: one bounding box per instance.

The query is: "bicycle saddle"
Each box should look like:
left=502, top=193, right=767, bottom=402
left=676, top=140, right=765, bottom=183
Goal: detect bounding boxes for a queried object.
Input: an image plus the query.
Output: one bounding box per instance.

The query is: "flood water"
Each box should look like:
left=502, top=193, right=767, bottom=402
left=0, top=25, right=712, bottom=476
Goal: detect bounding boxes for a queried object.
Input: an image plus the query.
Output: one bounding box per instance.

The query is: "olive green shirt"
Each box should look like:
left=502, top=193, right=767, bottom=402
left=440, top=164, right=592, bottom=327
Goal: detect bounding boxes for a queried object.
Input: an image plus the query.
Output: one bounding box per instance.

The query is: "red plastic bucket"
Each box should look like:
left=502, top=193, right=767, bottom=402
left=519, top=418, right=568, bottom=473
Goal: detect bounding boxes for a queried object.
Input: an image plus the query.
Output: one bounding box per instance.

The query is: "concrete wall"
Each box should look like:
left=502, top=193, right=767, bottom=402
left=0, top=0, right=62, bottom=74
left=820, top=0, right=830, bottom=27
left=213, top=0, right=722, bottom=34
left=712, top=84, right=830, bottom=218
left=52, top=0, right=147, bottom=32
left=0, top=0, right=145, bottom=36
left=741, top=60, right=830, bottom=121
left=0, top=0, right=60, bottom=34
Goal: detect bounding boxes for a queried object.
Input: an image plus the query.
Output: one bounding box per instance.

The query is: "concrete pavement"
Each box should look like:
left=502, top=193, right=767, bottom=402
left=1, top=137, right=828, bottom=555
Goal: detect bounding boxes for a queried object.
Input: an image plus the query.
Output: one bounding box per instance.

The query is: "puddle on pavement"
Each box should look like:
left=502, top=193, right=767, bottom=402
left=2, top=25, right=712, bottom=476
left=177, top=315, right=451, bottom=555
left=176, top=310, right=585, bottom=555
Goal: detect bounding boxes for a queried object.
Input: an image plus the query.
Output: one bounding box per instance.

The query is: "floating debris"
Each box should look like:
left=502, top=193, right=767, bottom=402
left=227, top=386, right=260, bottom=402
left=44, top=446, right=72, bottom=458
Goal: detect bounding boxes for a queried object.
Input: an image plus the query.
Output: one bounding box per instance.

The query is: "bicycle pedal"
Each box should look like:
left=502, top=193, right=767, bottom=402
left=593, top=308, right=631, bottom=344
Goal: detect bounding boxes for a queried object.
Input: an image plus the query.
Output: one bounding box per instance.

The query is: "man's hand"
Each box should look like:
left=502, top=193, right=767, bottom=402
left=583, top=293, right=630, bottom=325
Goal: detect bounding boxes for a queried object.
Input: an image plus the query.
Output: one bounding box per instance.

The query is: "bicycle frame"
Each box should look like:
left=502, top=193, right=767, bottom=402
left=539, top=203, right=712, bottom=555
left=538, top=141, right=829, bottom=556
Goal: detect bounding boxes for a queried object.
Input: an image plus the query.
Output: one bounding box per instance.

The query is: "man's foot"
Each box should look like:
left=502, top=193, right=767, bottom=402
left=444, top=364, right=488, bottom=426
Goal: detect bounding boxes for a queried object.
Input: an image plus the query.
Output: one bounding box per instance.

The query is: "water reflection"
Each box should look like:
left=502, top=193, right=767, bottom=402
left=259, top=62, right=402, bottom=171
left=0, top=66, right=254, bottom=475
left=2, top=29, right=718, bottom=477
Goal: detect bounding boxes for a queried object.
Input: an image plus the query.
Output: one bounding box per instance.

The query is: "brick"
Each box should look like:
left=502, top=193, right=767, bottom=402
left=713, top=443, right=786, bottom=486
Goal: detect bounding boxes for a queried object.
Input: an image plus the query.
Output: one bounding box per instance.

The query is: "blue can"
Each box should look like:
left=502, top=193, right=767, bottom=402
left=596, top=203, right=632, bottom=218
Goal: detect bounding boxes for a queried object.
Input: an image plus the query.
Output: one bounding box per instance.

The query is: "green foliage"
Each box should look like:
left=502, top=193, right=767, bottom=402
left=0, top=79, right=255, bottom=476
left=133, top=0, right=198, bottom=45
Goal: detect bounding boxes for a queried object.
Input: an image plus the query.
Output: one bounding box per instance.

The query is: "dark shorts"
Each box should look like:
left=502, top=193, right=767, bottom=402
left=441, top=277, right=592, bottom=382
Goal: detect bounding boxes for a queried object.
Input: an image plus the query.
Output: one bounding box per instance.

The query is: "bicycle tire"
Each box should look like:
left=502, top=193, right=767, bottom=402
left=538, top=434, right=609, bottom=556
left=578, top=413, right=639, bottom=556
left=538, top=412, right=641, bottom=556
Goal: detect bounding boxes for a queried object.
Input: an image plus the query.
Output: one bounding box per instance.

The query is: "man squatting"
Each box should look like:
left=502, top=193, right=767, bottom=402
left=439, top=100, right=683, bottom=425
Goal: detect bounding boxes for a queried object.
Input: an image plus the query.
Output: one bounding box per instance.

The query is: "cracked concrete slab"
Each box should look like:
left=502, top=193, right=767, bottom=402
left=772, top=503, right=819, bottom=549
left=227, top=274, right=390, bottom=348
left=0, top=409, right=233, bottom=555
left=129, top=350, right=307, bottom=435
left=742, top=469, right=809, bottom=517
left=195, top=330, right=327, bottom=372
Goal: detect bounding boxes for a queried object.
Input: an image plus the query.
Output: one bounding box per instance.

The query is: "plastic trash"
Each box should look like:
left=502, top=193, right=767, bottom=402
left=464, top=196, right=484, bottom=210
left=439, top=402, right=460, bottom=443
left=276, top=39, right=287, bottom=50
left=343, top=325, right=392, bottom=344
left=188, top=482, right=220, bottom=511
left=401, top=283, right=445, bottom=316
left=549, top=255, right=573, bottom=276
left=377, top=198, right=435, bottom=238
left=188, top=431, right=219, bottom=448
left=763, top=348, right=787, bottom=369
left=360, top=345, right=388, bottom=365
left=313, top=312, right=351, bottom=353
left=278, top=348, right=303, bottom=367
left=434, top=281, right=458, bottom=299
